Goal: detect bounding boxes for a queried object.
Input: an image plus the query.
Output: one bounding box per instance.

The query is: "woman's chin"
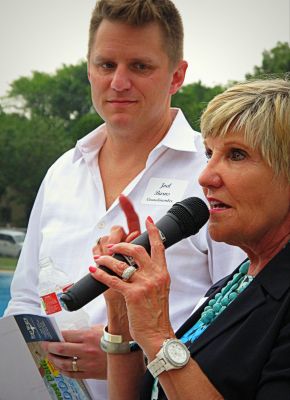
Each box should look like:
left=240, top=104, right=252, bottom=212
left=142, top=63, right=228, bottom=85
left=208, top=226, right=239, bottom=246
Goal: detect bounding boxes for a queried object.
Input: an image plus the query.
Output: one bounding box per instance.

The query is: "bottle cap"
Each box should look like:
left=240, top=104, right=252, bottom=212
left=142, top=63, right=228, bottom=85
left=39, top=257, right=53, bottom=269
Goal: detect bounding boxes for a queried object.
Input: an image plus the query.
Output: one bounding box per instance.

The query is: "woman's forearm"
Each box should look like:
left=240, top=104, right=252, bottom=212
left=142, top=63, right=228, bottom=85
left=156, top=358, right=223, bottom=400
left=108, top=351, right=146, bottom=400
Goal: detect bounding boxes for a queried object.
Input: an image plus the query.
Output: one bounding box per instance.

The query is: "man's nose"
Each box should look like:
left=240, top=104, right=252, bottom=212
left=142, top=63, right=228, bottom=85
left=110, top=65, right=132, bottom=91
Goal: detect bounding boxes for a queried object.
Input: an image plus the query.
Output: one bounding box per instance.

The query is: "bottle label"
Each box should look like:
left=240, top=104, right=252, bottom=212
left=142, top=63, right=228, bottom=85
left=41, top=284, right=73, bottom=315
left=41, top=292, right=62, bottom=315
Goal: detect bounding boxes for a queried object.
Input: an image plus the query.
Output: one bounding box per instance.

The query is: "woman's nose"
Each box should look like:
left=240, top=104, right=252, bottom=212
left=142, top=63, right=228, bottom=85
left=198, top=161, right=223, bottom=189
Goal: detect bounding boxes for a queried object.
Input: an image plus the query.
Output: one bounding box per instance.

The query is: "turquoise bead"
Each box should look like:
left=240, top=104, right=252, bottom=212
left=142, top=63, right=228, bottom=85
left=229, top=292, right=238, bottom=301
left=217, top=305, right=226, bottom=315
left=221, top=297, right=230, bottom=306
left=206, top=309, right=215, bottom=319
left=231, top=273, right=242, bottom=284
left=213, top=303, right=222, bottom=312
left=221, top=284, right=231, bottom=295
left=239, top=261, right=250, bottom=274
left=196, top=260, right=252, bottom=326
left=230, top=283, right=238, bottom=292
left=182, top=258, right=257, bottom=345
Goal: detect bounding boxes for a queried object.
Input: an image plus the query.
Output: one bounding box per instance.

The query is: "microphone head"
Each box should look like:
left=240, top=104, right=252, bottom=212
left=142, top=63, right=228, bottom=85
left=167, top=197, right=209, bottom=237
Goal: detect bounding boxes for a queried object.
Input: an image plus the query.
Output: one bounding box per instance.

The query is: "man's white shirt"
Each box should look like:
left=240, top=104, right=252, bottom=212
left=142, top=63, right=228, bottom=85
left=5, top=109, right=245, bottom=399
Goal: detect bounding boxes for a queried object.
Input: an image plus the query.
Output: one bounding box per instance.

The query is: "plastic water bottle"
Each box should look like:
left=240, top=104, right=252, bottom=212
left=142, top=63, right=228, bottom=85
left=38, top=257, right=90, bottom=330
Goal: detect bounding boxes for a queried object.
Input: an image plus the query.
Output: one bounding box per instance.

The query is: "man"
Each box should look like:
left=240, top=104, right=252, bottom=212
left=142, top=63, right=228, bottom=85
left=4, top=1, right=245, bottom=399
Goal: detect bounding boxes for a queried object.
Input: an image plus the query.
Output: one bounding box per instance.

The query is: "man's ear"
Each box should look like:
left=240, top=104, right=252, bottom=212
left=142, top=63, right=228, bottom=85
left=87, top=62, right=91, bottom=82
left=169, top=60, right=188, bottom=95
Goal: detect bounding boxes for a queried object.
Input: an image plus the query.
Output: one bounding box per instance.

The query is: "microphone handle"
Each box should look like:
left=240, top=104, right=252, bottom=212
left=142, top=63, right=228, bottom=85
left=61, top=214, right=183, bottom=311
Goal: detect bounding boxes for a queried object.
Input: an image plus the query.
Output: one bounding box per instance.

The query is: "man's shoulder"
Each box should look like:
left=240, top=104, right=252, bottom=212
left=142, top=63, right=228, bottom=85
left=48, top=147, right=76, bottom=172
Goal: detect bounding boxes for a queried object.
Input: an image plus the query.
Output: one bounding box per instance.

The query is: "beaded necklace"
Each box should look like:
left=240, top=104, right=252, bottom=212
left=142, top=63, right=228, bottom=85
left=151, top=260, right=253, bottom=400
left=181, top=260, right=253, bottom=344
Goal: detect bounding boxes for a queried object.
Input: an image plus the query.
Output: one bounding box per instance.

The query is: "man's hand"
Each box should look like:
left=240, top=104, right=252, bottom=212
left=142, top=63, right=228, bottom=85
left=42, top=324, right=107, bottom=379
left=42, top=195, right=142, bottom=380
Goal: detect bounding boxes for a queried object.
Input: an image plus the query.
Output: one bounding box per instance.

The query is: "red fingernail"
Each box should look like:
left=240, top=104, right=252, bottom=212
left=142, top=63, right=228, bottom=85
left=147, top=216, right=154, bottom=223
left=89, top=266, right=97, bottom=273
left=93, top=255, right=100, bottom=260
left=106, top=244, right=114, bottom=248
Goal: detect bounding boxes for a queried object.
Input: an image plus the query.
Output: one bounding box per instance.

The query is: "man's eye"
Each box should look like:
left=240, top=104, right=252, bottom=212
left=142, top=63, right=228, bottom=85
left=205, top=149, right=212, bottom=159
left=136, top=64, right=147, bottom=70
left=132, top=63, right=152, bottom=72
left=230, top=149, right=246, bottom=161
left=101, top=62, right=115, bottom=69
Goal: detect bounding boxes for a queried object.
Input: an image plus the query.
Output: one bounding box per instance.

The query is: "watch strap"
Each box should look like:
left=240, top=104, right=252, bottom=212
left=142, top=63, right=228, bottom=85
left=100, top=326, right=140, bottom=354
left=147, top=356, right=167, bottom=378
left=103, top=326, right=123, bottom=343
left=147, top=339, right=190, bottom=378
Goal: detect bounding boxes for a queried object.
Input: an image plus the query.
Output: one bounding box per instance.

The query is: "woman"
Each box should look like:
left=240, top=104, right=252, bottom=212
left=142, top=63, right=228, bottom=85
left=89, top=79, right=290, bottom=399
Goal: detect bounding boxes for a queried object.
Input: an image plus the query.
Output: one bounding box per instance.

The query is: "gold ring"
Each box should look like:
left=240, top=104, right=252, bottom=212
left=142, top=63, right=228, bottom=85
left=72, top=356, right=79, bottom=372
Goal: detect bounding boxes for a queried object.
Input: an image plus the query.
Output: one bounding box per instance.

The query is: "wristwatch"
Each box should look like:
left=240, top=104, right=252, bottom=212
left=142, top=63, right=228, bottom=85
left=147, top=338, right=190, bottom=378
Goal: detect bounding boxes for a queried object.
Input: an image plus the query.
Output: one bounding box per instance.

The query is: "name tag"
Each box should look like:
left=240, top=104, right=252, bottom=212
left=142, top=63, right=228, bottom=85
left=141, top=178, right=188, bottom=206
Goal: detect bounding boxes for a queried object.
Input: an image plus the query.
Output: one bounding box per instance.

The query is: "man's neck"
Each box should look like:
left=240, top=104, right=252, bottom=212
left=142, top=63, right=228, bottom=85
left=98, top=109, right=175, bottom=209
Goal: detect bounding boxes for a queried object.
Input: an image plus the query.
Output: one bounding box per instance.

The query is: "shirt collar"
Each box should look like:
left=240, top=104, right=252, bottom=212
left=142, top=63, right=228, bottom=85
left=72, top=108, right=198, bottom=163
left=158, top=108, right=198, bottom=153
left=73, top=123, right=107, bottom=163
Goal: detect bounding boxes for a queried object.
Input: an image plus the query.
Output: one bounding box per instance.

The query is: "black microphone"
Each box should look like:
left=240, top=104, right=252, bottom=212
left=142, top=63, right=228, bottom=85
left=60, top=197, right=209, bottom=311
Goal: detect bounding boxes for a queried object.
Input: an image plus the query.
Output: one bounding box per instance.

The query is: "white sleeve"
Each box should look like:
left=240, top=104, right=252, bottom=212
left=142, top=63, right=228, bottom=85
left=4, top=179, right=46, bottom=316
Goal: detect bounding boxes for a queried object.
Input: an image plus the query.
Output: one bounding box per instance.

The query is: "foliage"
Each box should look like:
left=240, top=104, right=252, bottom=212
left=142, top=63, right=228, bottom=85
left=0, top=112, right=73, bottom=221
left=246, top=42, right=290, bottom=79
left=8, top=61, right=92, bottom=121
left=1, top=41, right=289, bottom=225
left=68, top=112, right=104, bottom=142
left=172, top=81, right=225, bottom=131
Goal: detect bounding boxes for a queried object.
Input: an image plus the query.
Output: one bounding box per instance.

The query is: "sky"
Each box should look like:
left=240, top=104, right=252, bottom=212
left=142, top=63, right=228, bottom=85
left=0, top=0, right=289, bottom=97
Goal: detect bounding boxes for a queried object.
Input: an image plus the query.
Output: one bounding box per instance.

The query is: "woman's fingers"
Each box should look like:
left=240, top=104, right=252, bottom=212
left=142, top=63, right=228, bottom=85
left=90, top=258, right=130, bottom=293
left=119, top=194, right=141, bottom=234
left=145, top=217, right=167, bottom=268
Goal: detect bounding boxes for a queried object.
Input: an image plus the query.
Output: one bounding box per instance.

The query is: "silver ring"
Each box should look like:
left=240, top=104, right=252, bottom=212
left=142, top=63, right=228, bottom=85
left=122, top=266, right=137, bottom=281
left=72, top=356, right=79, bottom=372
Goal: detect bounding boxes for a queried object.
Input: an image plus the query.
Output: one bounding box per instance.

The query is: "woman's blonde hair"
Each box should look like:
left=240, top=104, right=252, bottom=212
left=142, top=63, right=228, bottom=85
left=200, top=79, right=290, bottom=182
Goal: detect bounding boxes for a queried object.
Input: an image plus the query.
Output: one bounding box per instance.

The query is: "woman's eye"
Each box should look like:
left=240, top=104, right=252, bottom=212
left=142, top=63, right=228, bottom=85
left=230, top=149, right=246, bottom=161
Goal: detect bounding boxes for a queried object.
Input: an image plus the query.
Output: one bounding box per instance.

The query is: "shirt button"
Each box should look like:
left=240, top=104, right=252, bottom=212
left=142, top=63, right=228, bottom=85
left=97, top=221, right=106, bottom=229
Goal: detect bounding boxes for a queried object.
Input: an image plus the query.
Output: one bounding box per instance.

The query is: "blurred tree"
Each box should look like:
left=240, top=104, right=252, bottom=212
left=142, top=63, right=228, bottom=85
left=0, top=112, right=73, bottom=222
left=8, top=61, right=92, bottom=121
left=172, top=81, right=224, bottom=131
left=246, top=41, right=290, bottom=79
left=3, top=41, right=288, bottom=224
left=68, top=112, right=104, bottom=142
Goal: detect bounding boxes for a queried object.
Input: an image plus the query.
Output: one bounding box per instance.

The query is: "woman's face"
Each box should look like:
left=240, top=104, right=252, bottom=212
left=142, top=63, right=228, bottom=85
left=198, top=131, right=290, bottom=250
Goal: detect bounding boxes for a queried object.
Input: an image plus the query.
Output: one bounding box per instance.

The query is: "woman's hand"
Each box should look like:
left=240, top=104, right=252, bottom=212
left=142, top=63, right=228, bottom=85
left=92, top=194, right=141, bottom=256
left=91, top=194, right=141, bottom=338
left=90, top=216, right=175, bottom=354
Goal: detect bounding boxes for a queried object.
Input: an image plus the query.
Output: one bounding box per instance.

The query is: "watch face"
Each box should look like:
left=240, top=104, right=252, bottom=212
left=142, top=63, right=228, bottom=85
left=165, top=340, right=189, bottom=367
